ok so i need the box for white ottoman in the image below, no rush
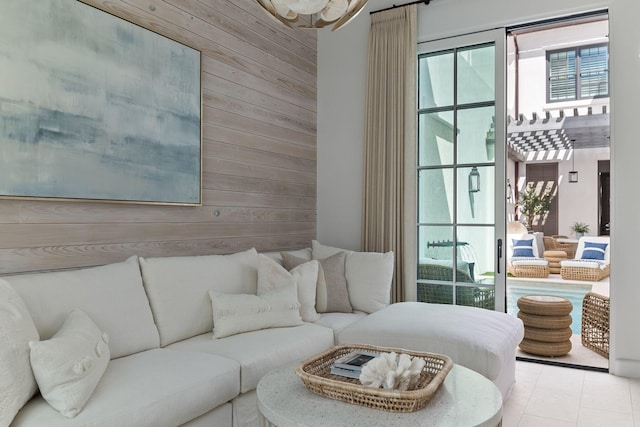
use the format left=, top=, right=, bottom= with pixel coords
left=337, top=302, right=524, bottom=400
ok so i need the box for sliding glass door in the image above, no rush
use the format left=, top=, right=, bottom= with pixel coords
left=416, top=29, right=506, bottom=312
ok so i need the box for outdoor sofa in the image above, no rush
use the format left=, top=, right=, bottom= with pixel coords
left=2, top=241, right=523, bottom=427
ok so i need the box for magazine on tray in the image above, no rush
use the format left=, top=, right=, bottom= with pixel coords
left=332, top=350, right=380, bottom=371
left=329, top=366, right=363, bottom=379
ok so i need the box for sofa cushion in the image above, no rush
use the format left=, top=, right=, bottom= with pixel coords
left=0, top=279, right=39, bottom=427
left=258, top=254, right=320, bottom=322
left=139, top=248, right=259, bottom=346
left=337, top=302, right=524, bottom=381
left=312, top=241, right=393, bottom=313
left=167, top=323, right=335, bottom=393
left=12, top=349, right=240, bottom=427
left=4, top=256, right=159, bottom=359
left=209, top=284, right=303, bottom=339
left=29, top=309, right=110, bottom=418
left=313, top=312, right=367, bottom=340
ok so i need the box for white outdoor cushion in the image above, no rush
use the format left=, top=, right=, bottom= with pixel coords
left=257, top=254, right=320, bottom=322
left=337, top=302, right=524, bottom=381
left=4, top=256, right=159, bottom=359
left=312, top=241, right=393, bottom=313
left=29, top=309, right=110, bottom=418
left=12, top=349, right=240, bottom=427
left=510, top=258, right=549, bottom=266
left=167, top=323, right=334, bottom=393
left=139, top=248, right=259, bottom=346
left=560, top=259, right=607, bottom=269
left=209, top=284, right=303, bottom=339
left=0, top=279, right=39, bottom=427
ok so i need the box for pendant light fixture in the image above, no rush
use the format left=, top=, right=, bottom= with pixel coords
left=569, top=139, right=578, bottom=183
left=255, top=0, right=368, bottom=31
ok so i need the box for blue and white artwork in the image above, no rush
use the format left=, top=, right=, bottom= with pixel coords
left=0, top=0, right=201, bottom=204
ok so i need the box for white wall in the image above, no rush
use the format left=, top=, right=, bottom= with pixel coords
left=317, top=0, right=640, bottom=377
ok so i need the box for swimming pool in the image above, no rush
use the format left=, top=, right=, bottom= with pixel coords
left=507, top=283, right=592, bottom=335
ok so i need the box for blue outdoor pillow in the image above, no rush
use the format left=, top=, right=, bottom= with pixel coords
left=581, top=241, right=608, bottom=260
left=512, top=239, right=535, bottom=257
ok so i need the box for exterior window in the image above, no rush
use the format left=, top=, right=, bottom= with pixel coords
left=547, top=44, right=608, bottom=102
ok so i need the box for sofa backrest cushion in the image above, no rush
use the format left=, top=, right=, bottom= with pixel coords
left=3, top=256, right=159, bottom=359
left=139, top=248, right=259, bottom=346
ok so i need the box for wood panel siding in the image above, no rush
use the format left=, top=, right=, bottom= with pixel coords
left=0, top=0, right=317, bottom=274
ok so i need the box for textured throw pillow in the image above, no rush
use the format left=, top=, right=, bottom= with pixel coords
left=29, top=309, right=110, bottom=418
left=257, top=254, right=321, bottom=322
left=0, top=279, right=39, bottom=427
left=209, top=283, right=303, bottom=339
left=315, top=251, right=352, bottom=313
left=512, top=238, right=535, bottom=257
left=312, top=241, right=393, bottom=314
left=581, top=241, right=608, bottom=260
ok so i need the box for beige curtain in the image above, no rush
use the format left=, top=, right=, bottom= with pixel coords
left=362, top=5, right=417, bottom=303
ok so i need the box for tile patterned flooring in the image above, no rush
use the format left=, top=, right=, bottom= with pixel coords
left=504, top=360, right=640, bottom=426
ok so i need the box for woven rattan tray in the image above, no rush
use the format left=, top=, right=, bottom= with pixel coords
left=295, top=344, right=453, bottom=413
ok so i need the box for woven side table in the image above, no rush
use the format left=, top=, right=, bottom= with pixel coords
left=517, top=295, right=573, bottom=357
left=543, top=250, right=567, bottom=274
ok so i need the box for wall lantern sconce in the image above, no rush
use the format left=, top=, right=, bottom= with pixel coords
left=468, top=167, right=481, bottom=193
left=506, top=179, right=514, bottom=203
left=569, top=139, right=578, bottom=183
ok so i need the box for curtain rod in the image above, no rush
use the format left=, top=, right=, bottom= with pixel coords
left=370, top=0, right=430, bottom=15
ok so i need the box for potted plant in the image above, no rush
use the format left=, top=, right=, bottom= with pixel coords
left=518, top=184, right=553, bottom=231
left=571, top=222, right=590, bottom=239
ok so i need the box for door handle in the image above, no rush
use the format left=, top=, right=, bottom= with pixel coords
left=497, top=239, right=503, bottom=274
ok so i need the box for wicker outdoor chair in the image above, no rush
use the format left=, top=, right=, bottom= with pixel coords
left=417, top=263, right=495, bottom=310
left=560, top=236, right=610, bottom=281
left=581, top=292, right=609, bottom=357
left=507, top=234, right=550, bottom=278
left=543, top=236, right=576, bottom=259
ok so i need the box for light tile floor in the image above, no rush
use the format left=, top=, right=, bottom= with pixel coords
left=504, top=361, right=640, bottom=426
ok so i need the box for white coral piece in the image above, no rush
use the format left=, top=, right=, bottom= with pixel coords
left=359, top=352, right=426, bottom=390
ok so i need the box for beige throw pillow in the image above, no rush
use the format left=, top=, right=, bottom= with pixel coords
left=258, top=254, right=321, bottom=322
left=312, top=240, right=393, bottom=313
left=0, top=279, right=39, bottom=427
left=313, top=251, right=352, bottom=313
left=209, top=283, right=303, bottom=339
left=29, top=309, right=110, bottom=418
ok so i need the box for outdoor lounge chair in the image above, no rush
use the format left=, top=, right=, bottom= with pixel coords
left=507, top=233, right=550, bottom=278
left=560, top=236, right=610, bottom=281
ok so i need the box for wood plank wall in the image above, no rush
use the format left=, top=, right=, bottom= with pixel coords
left=0, top=0, right=317, bottom=275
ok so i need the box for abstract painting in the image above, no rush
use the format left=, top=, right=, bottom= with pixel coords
left=0, top=0, right=201, bottom=205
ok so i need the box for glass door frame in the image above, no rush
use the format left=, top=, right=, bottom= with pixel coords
left=416, top=28, right=507, bottom=312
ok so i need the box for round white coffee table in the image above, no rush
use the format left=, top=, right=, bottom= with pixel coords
left=257, top=362, right=502, bottom=427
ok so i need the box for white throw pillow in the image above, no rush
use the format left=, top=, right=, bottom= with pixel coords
left=0, top=279, right=39, bottom=427
left=209, top=283, right=303, bottom=339
left=29, top=309, right=110, bottom=418
left=257, top=254, right=321, bottom=322
left=312, top=240, right=394, bottom=313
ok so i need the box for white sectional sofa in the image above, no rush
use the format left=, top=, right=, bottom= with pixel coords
left=2, top=243, right=523, bottom=427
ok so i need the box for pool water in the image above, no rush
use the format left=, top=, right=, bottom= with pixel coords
left=507, top=284, right=591, bottom=335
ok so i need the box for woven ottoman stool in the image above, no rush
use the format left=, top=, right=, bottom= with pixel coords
left=517, top=295, right=573, bottom=357
left=543, top=250, right=568, bottom=274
